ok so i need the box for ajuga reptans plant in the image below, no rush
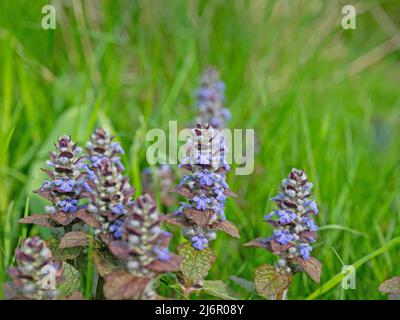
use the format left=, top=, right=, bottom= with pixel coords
left=104, top=194, right=181, bottom=300
left=85, top=128, right=135, bottom=244
left=196, top=66, right=230, bottom=130
left=166, top=123, right=239, bottom=289
left=245, top=168, right=322, bottom=299
left=20, top=136, right=90, bottom=232
left=5, top=237, right=58, bottom=300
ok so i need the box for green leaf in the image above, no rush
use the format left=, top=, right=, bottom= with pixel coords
left=178, top=243, right=216, bottom=285
left=202, top=280, right=238, bottom=300
left=57, top=262, right=82, bottom=298
left=254, top=264, right=291, bottom=300
left=47, top=239, right=82, bottom=261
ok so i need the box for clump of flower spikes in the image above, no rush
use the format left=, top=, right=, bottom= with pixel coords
left=85, top=128, right=135, bottom=241
left=264, top=168, right=319, bottom=274
left=175, top=123, right=232, bottom=250
left=39, top=135, right=88, bottom=217
left=196, top=66, right=231, bottom=130
left=7, top=237, right=58, bottom=300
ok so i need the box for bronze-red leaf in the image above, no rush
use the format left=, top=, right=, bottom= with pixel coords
left=244, top=238, right=268, bottom=248
left=147, top=253, right=182, bottom=273
left=268, top=240, right=294, bottom=253
left=103, top=271, right=151, bottom=300
left=293, top=256, right=322, bottom=283
left=224, top=189, right=237, bottom=198
left=299, top=231, right=317, bottom=242
left=379, top=276, right=400, bottom=294
left=164, top=214, right=190, bottom=228
left=52, top=211, right=77, bottom=226
left=59, top=231, right=88, bottom=249
left=175, top=185, right=193, bottom=198
left=76, top=209, right=101, bottom=228
left=183, top=208, right=214, bottom=227
left=19, top=214, right=54, bottom=228
left=34, top=189, right=54, bottom=201
left=151, top=232, right=172, bottom=247
left=108, top=241, right=130, bottom=260
left=213, top=220, right=240, bottom=238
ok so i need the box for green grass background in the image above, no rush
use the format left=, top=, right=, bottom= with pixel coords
left=0, top=0, right=399, bottom=299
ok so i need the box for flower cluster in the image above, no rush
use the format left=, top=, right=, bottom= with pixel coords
left=196, top=67, right=231, bottom=130
left=122, top=194, right=173, bottom=275
left=263, top=169, right=319, bottom=273
left=37, top=136, right=88, bottom=222
left=85, top=128, right=135, bottom=242
left=7, top=237, right=57, bottom=300
left=170, top=123, right=238, bottom=250
left=107, top=194, right=181, bottom=299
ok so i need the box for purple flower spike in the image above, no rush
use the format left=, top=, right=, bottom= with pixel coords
left=120, top=194, right=178, bottom=287
left=253, top=169, right=321, bottom=278
left=85, top=128, right=134, bottom=241
left=30, top=135, right=87, bottom=228
left=196, top=67, right=230, bottom=130
left=172, top=123, right=238, bottom=251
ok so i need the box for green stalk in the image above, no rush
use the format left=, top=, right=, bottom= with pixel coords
left=84, top=228, right=94, bottom=299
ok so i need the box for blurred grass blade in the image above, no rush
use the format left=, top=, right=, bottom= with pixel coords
left=319, top=224, right=368, bottom=238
